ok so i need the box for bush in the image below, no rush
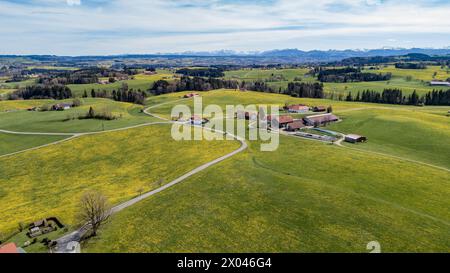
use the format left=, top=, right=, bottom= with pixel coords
left=72, top=98, right=82, bottom=107
left=79, top=107, right=117, bottom=121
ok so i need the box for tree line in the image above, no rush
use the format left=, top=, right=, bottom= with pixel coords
left=395, top=63, right=427, bottom=69
left=150, top=76, right=238, bottom=95
left=344, top=89, right=450, bottom=105
left=283, top=82, right=325, bottom=98
left=9, top=84, right=72, bottom=100
left=176, top=67, right=225, bottom=77
left=316, top=67, right=392, bottom=83
left=86, top=83, right=147, bottom=105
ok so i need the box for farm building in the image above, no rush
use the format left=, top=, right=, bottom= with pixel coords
left=287, top=104, right=310, bottom=113
left=286, top=120, right=306, bottom=131
left=430, top=81, right=450, bottom=86
left=267, top=115, right=294, bottom=128
left=184, top=93, right=200, bottom=98
left=51, top=103, right=72, bottom=111
left=0, top=243, right=25, bottom=253
left=190, top=115, right=208, bottom=125
left=303, top=113, right=339, bottom=126
left=312, top=106, right=327, bottom=112
left=236, top=110, right=258, bottom=120
left=345, top=134, right=367, bottom=143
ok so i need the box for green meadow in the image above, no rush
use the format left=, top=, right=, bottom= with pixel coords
left=0, top=78, right=37, bottom=89
left=328, top=107, right=450, bottom=169
left=0, top=98, right=158, bottom=133
left=223, top=66, right=449, bottom=97
left=0, top=124, right=240, bottom=238
left=67, top=73, right=177, bottom=97
left=83, top=133, right=450, bottom=253
left=0, top=133, right=67, bottom=156
left=79, top=90, right=450, bottom=252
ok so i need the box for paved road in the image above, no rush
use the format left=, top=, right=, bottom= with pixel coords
left=52, top=98, right=247, bottom=253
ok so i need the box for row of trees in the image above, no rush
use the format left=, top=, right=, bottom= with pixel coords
left=395, top=63, right=427, bottom=69
left=176, top=67, right=225, bottom=77
left=85, top=83, right=147, bottom=105
left=283, top=82, right=325, bottom=98
left=9, top=84, right=72, bottom=100
left=150, top=76, right=238, bottom=95
left=344, top=89, right=450, bottom=105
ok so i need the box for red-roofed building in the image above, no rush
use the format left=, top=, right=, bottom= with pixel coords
left=286, top=120, right=306, bottom=131
left=287, top=105, right=309, bottom=113
left=184, top=93, right=200, bottom=98
left=267, top=115, right=294, bottom=128
left=0, top=243, right=20, bottom=253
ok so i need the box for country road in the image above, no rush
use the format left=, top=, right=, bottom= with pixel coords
left=51, top=98, right=248, bottom=253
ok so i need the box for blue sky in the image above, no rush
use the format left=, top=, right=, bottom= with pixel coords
left=1, top=0, right=450, bottom=55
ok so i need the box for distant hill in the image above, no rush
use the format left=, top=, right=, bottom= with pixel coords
left=2, top=48, right=450, bottom=65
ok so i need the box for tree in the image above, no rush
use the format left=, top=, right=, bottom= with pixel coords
left=91, top=89, right=96, bottom=98
left=327, top=105, right=333, bottom=113
left=78, top=191, right=111, bottom=237
left=82, top=90, right=88, bottom=98
left=87, top=107, right=95, bottom=119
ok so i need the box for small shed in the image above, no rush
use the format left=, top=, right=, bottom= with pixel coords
left=312, top=106, right=326, bottom=112
left=345, top=134, right=367, bottom=143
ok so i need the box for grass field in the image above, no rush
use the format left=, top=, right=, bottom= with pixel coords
left=147, top=89, right=450, bottom=168
left=0, top=99, right=54, bottom=112
left=83, top=133, right=450, bottom=253
left=67, top=73, right=177, bottom=97
left=328, top=108, right=450, bottom=169
left=224, top=68, right=310, bottom=81
left=0, top=78, right=36, bottom=89
left=369, top=65, right=450, bottom=82
left=79, top=90, right=449, bottom=252
left=0, top=133, right=68, bottom=156
left=0, top=124, right=240, bottom=239
left=0, top=89, right=16, bottom=97
left=0, top=98, right=158, bottom=133
left=26, top=66, right=79, bottom=71
left=223, top=66, right=449, bottom=97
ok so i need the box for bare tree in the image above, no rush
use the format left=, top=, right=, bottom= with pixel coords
left=78, top=191, right=111, bottom=237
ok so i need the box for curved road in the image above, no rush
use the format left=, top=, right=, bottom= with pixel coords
left=51, top=98, right=247, bottom=253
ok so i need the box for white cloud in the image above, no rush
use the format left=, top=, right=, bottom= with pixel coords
left=66, top=0, right=81, bottom=6
left=0, top=0, right=450, bottom=54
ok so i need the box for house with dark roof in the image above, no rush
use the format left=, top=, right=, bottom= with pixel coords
left=312, top=106, right=326, bottom=112
left=345, top=134, right=367, bottom=143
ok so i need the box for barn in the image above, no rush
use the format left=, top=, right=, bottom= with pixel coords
left=303, top=113, right=339, bottom=126
left=345, top=134, right=367, bottom=143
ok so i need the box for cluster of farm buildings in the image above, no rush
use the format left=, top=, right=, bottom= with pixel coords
left=237, top=103, right=367, bottom=144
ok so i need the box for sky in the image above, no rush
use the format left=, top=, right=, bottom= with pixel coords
left=1, top=0, right=450, bottom=55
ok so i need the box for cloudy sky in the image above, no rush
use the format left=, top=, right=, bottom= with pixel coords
left=1, top=0, right=450, bottom=55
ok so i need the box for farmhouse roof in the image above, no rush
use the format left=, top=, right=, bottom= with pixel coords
left=267, top=115, right=294, bottom=124
left=0, top=243, right=19, bottom=254
left=305, top=113, right=338, bottom=124
left=288, top=105, right=309, bottom=110
left=287, top=120, right=305, bottom=130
